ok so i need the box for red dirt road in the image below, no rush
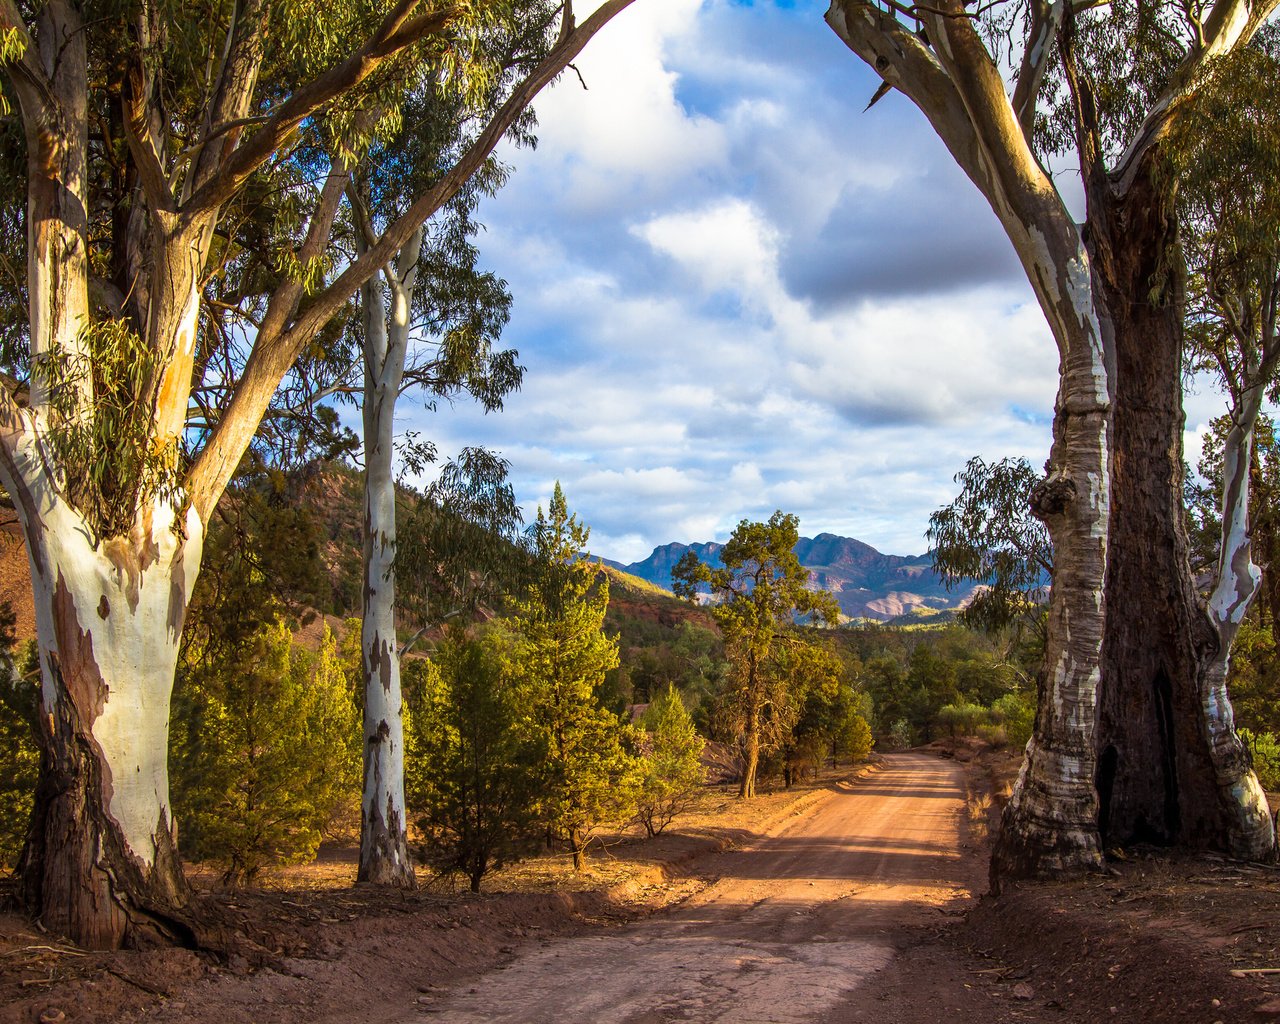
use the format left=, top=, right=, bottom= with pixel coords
left=413, top=753, right=973, bottom=1023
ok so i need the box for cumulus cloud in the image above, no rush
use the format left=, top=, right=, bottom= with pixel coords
left=407, top=0, right=1068, bottom=564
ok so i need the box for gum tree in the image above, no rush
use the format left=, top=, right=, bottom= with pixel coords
left=826, top=0, right=1277, bottom=876
left=348, top=120, right=519, bottom=886
left=0, top=0, right=636, bottom=948
left=1169, top=38, right=1280, bottom=793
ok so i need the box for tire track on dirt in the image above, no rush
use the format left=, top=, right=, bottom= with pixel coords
left=411, top=753, right=969, bottom=1024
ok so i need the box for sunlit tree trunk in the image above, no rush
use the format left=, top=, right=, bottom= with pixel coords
left=3, top=447, right=203, bottom=947
left=355, top=230, right=422, bottom=888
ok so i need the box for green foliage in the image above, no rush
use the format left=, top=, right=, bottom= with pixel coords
left=991, top=690, right=1036, bottom=750
left=928, top=456, right=1050, bottom=637
left=0, top=629, right=37, bottom=867
left=1167, top=33, right=1280, bottom=383
left=782, top=640, right=866, bottom=782
left=33, top=321, right=181, bottom=542
left=1223, top=616, right=1280, bottom=735
left=672, top=511, right=839, bottom=798
left=887, top=719, right=914, bottom=751
left=607, top=607, right=725, bottom=715
left=511, top=484, right=638, bottom=868
left=838, top=713, right=874, bottom=764
left=1239, top=729, right=1280, bottom=792
left=840, top=620, right=1035, bottom=748
left=170, top=621, right=360, bottom=885
left=936, top=702, right=988, bottom=739
left=406, top=631, right=541, bottom=892
left=398, top=448, right=529, bottom=633
left=635, top=685, right=706, bottom=837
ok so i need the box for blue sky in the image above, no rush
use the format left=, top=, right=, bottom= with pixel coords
left=410, top=0, right=1228, bottom=563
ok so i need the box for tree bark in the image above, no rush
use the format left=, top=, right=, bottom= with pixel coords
left=1, top=441, right=203, bottom=947
left=355, top=235, right=421, bottom=889
left=739, top=660, right=760, bottom=799
left=1088, top=166, right=1272, bottom=860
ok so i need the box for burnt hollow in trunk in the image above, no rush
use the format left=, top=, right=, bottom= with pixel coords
left=1092, top=169, right=1234, bottom=853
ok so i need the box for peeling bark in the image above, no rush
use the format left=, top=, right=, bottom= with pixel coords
left=1, top=423, right=204, bottom=946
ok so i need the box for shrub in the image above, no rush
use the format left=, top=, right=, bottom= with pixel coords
left=406, top=632, right=541, bottom=892
left=635, top=685, right=706, bottom=837
left=171, top=621, right=360, bottom=885
left=991, top=690, right=1036, bottom=750
left=0, top=639, right=38, bottom=867
left=1240, top=729, right=1280, bottom=792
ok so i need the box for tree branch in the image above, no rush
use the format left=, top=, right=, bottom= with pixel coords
left=184, top=0, right=640, bottom=523
left=1112, top=0, right=1280, bottom=195
left=182, top=1, right=454, bottom=219
left=1011, top=0, right=1064, bottom=142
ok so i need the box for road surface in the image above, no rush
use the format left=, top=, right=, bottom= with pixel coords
left=413, top=753, right=970, bottom=1024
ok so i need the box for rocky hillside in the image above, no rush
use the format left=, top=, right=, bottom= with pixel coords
left=603, top=533, right=979, bottom=622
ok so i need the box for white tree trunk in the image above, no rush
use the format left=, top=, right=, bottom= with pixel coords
left=1, top=420, right=203, bottom=948
left=991, top=254, right=1111, bottom=879
left=1202, top=388, right=1274, bottom=859
left=356, top=232, right=421, bottom=887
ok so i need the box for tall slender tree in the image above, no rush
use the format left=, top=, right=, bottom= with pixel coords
left=0, top=0, right=638, bottom=948
left=349, top=131, right=519, bottom=886
left=512, top=483, right=634, bottom=871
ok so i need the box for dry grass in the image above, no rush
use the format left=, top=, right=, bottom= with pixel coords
left=184, top=762, right=877, bottom=899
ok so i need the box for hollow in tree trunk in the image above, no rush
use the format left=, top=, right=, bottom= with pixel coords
left=1090, top=171, right=1272, bottom=859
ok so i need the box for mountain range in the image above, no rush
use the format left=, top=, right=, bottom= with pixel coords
left=600, top=533, right=980, bottom=622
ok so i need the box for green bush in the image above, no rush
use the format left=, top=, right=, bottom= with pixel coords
left=635, top=684, right=706, bottom=837
left=991, top=690, right=1036, bottom=750
left=0, top=640, right=38, bottom=867
left=171, top=621, right=360, bottom=885
left=1240, top=728, right=1280, bottom=792
left=936, top=701, right=988, bottom=737
left=406, top=632, right=541, bottom=892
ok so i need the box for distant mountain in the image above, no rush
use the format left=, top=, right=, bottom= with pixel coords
left=601, top=532, right=979, bottom=623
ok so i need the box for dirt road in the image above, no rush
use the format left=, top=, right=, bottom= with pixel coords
left=413, top=753, right=972, bottom=1024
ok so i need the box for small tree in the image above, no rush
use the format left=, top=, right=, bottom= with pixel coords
left=512, top=484, right=637, bottom=871
left=834, top=711, right=873, bottom=765
left=635, top=685, right=705, bottom=838
left=407, top=630, right=540, bottom=892
left=673, top=511, right=840, bottom=799
left=927, top=456, right=1051, bottom=639
left=170, top=622, right=360, bottom=886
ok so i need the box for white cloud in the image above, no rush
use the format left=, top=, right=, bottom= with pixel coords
left=521, top=0, right=728, bottom=212
left=407, top=0, right=1068, bottom=564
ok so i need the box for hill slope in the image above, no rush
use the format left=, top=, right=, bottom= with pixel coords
left=602, top=533, right=977, bottom=622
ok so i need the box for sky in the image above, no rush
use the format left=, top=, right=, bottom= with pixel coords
left=410, top=0, right=1231, bottom=564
